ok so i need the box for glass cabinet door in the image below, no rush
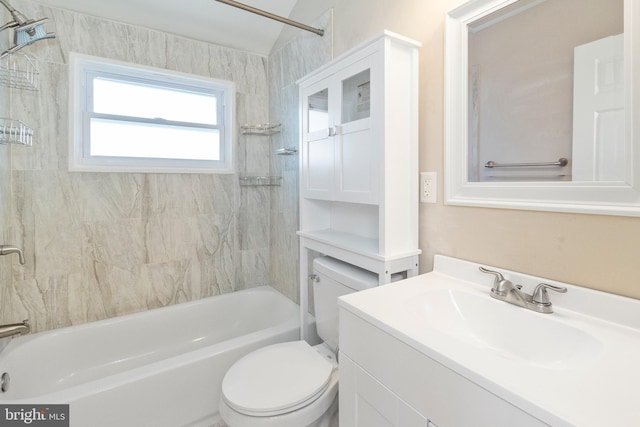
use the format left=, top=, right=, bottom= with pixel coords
left=301, top=54, right=378, bottom=204
left=302, top=82, right=334, bottom=200
left=341, top=68, right=371, bottom=125
left=334, top=56, right=377, bottom=204
left=307, top=88, right=329, bottom=134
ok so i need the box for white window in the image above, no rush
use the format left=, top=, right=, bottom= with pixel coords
left=69, top=53, right=234, bottom=173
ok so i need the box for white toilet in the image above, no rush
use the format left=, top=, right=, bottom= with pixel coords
left=219, top=256, right=381, bottom=427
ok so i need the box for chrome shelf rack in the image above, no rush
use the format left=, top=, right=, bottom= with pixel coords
left=0, top=52, right=38, bottom=91
left=240, top=123, right=282, bottom=135
left=239, top=176, right=283, bottom=186
left=0, top=118, right=33, bottom=146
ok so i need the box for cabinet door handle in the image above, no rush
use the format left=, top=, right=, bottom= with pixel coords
left=328, top=127, right=334, bottom=137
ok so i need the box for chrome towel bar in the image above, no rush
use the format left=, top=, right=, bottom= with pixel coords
left=485, top=158, right=568, bottom=168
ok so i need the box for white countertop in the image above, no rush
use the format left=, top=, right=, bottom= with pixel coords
left=339, top=255, right=640, bottom=427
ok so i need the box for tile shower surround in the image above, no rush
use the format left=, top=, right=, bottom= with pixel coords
left=1, top=0, right=332, bottom=333
left=0, top=3, right=10, bottom=318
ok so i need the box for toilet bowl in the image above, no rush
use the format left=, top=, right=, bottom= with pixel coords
left=219, top=256, right=383, bottom=427
left=219, top=341, right=339, bottom=427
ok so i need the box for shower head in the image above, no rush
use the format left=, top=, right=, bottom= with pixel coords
left=0, top=0, right=56, bottom=59
left=13, top=17, right=55, bottom=46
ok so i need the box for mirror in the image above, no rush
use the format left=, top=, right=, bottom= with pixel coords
left=445, top=0, right=640, bottom=216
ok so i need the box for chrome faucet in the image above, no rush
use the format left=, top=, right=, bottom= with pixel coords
left=0, top=245, right=25, bottom=265
left=0, top=319, right=30, bottom=338
left=479, top=267, right=567, bottom=314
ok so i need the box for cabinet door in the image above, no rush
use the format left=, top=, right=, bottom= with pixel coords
left=334, top=56, right=378, bottom=204
left=301, top=80, right=334, bottom=200
left=340, top=353, right=429, bottom=427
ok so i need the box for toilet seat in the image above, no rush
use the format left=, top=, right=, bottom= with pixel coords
left=221, top=341, right=334, bottom=417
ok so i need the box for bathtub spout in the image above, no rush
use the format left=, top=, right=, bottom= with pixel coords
left=0, top=320, right=29, bottom=338
left=0, top=245, right=25, bottom=265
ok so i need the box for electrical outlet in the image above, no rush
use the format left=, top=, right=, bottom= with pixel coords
left=420, top=172, right=437, bottom=203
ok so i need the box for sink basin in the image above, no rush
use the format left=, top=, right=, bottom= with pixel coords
left=408, top=289, right=602, bottom=368
left=339, top=255, right=640, bottom=426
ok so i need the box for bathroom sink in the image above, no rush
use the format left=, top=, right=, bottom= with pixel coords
left=338, top=255, right=640, bottom=426
left=408, top=289, right=602, bottom=368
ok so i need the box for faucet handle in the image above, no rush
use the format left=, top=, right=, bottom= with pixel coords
left=532, top=283, right=567, bottom=305
left=479, top=267, right=514, bottom=295
left=479, top=266, right=504, bottom=281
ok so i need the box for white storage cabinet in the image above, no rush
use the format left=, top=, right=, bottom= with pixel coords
left=297, top=31, right=422, bottom=340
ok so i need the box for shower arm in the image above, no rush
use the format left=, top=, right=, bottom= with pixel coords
left=0, top=0, right=29, bottom=27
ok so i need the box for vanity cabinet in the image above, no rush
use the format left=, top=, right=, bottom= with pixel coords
left=338, top=308, right=548, bottom=427
left=340, top=354, right=430, bottom=427
left=298, top=31, right=422, bottom=340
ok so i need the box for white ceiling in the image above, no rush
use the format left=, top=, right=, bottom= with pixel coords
left=35, top=0, right=299, bottom=55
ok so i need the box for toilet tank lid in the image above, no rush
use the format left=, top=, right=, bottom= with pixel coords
left=313, top=256, right=380, bottom=291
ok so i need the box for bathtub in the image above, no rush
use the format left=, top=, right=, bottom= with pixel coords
left=0, top=286, right=301, bottom=427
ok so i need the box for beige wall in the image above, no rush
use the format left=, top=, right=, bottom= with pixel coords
left=281, top=0, right=640, bottom=300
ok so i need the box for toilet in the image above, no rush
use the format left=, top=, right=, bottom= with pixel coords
left=219, top=256, right=382, bottom=427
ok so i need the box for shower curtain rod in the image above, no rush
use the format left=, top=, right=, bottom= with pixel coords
left=214, top=0, right=324, bottom=36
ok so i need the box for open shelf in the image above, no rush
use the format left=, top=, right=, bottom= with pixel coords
left=298, top=229, right=379, bottom=258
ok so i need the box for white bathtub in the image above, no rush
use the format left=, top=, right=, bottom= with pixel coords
left=0, top=286, right=301, bottom=427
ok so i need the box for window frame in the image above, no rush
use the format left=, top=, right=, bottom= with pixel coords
left=69, top=53, right=235, bottom=174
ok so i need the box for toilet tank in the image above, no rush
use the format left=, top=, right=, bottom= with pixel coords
left=312, top=256, right=380, bottom=352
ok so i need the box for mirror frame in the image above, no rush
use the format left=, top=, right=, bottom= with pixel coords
left=444, top=0, right=640, bottom=216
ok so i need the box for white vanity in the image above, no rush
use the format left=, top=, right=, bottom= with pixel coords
left=338, top=255, right=640, bottom=426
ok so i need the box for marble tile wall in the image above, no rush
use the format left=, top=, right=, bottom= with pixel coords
left=2, top=0, right=272, bottom=332
left=268, top=11, right=333, bottom=302
left=0, top=6, right=12, bottom=305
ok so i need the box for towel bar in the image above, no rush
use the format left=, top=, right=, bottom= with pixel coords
left=484, top=158, right=568, bottom=168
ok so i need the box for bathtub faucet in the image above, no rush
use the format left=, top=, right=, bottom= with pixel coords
left=0, top=245, right=25, bottom=265
left=0, top=320, right=30, bottom=338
